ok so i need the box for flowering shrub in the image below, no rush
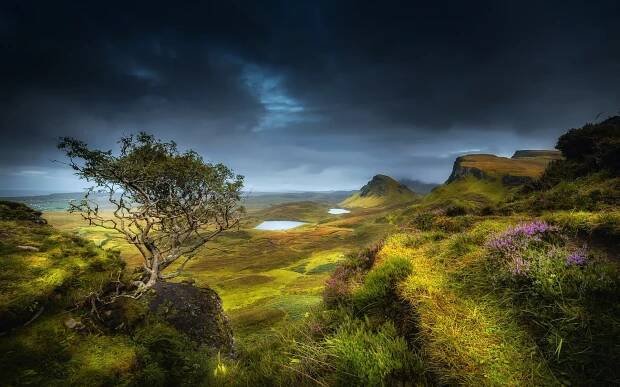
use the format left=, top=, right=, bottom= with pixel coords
left=484, top=219, right=620, bottom=383
left=324, top=266, right=353, bottom=305
left=486, top=220, right=558, bottom=277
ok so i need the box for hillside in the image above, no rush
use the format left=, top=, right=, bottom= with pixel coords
left=446, top=150, right=562, bottom=186
left=0, top=201, right=240, bottom=385
left=341, top=174, right=418, bottom=208
left=226, top=119, right=618, bottom=386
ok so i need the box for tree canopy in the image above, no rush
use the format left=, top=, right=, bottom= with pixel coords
left=58, top=133, right=244, bottom=292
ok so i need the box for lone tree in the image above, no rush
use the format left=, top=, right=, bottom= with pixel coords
left=58, top=133, right=244, bottom=293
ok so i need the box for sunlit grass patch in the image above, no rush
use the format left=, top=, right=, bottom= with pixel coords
left=389, top=224, right=557, bottom=385
left=421, top=177, right=511, bottom=214
left=68, top=335, right=137, bottom=385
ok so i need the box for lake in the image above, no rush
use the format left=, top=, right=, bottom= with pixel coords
left=255, top=220, right=308, bottom=230
left=328, top=208, right=351, bottom=214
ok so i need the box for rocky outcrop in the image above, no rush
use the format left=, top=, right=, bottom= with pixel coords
left=511, top=150, right=562, bottom=159
left=149, top=281, right=235, bottom=356
left=445, top=155, right=492, bottom=183
left=445, top=151, right=560, bottom=186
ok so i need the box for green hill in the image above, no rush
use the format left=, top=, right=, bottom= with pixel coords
left=341, top=174, right=418, bottom=208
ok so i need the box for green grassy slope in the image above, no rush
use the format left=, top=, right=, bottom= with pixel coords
left=0, top=203, right=141, bottom=385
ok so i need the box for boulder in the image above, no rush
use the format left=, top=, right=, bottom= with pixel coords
left=149, top=281, right=235, bottom=356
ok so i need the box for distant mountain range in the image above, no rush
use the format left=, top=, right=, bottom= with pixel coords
left=398, top=179, right=439, bottom=194
left=0, top=190, right=356, bottom=212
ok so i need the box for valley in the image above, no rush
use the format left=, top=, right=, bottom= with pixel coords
left=41, top=192, right=398, bottom=338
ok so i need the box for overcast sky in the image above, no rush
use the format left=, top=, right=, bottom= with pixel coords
left=1, top=0, right=619, bottom=193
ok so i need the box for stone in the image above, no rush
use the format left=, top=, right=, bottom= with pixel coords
left=149, top=281, right=235, bottom=356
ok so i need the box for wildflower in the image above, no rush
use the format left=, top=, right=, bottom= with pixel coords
left=486, top=220, right=556, bottom=254
left=566, top=248, right=587, bottom=266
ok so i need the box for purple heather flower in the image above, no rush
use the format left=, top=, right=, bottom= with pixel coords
left=486, top=220, right=556, bottom=254
left=566, top=248, right=588, bottom=266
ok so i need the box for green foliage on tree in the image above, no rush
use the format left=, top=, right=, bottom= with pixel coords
left=58, top=133, right=244, bottom=293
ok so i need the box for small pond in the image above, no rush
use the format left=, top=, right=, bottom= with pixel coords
left=328, top=208, right=351, bottom=215
left=255, top=220, right=307, bottom=231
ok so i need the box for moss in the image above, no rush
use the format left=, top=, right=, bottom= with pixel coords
left=68, top=335, right=138, bottom=385
left=0, top=218, right=124, bottom=331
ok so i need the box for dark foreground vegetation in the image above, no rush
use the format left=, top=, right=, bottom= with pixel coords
left=1, top=117, right=618, bottom=386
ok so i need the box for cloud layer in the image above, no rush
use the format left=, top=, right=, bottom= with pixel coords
left=1, top=0, right=619, bottom=192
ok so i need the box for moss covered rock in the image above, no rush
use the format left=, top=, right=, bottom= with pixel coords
left=149, top=281, right=235, bottom=356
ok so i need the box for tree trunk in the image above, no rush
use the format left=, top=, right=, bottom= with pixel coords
left=145, top=256, right=159, bottom=289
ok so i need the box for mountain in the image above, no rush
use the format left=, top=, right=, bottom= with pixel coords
left=340, top=174, right=418, bottom=208
left=446, top=150, right=562, bottom=186
left=398, top=179, right=439, bottom=194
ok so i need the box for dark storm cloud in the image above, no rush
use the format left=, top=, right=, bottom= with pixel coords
left=1, top=0, right=619, bottom=192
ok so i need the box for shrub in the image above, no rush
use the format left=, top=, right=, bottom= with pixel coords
left=445, top=204, right=467, bottom=217
left=133, top=321, right=212, bottom=385
left=411, top=212, right=435, bottom=230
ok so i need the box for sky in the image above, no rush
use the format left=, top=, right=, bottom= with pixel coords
left=1, top=0, right=619, bottom=193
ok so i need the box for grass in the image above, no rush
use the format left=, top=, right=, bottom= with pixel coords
left=416, top=176, right=510, bottom=214
left=380, top=223, right=560, bottom=385
left=340, top=191, right=418, bottom=209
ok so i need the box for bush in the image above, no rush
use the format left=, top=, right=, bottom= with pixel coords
left=555, top=116, right=620, bottom=176
left=445, top=204, right=467, bottom=217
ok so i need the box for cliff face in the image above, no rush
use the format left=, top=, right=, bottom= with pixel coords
left=511, top=150, right=563, bottom=160
left=445, top=155, right=492, bottom=183
left=446, top=150, right=560, bottom=186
